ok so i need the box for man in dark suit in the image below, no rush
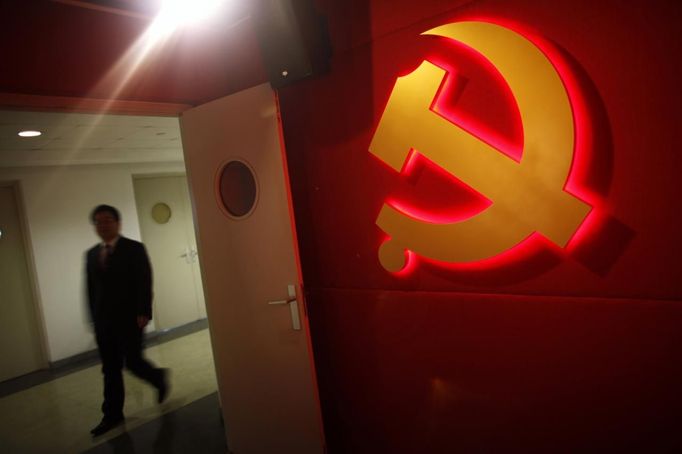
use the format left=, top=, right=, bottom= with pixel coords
left=86, top=204, right=168, bottom=437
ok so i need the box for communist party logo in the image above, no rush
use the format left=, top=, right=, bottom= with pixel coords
left=369, top=21, right=592, bottom=273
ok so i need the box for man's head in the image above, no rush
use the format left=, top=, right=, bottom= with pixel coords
left=91, top=205, right=121, bottom=242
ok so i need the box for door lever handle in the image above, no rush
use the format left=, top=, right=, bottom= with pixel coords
left=179, top=248, right=191, bottom=263
left=267, top=297, right=296, bottom=305
left=266, top=285, right=301, bottom=330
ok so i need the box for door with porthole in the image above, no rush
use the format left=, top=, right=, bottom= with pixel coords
left=180, top=84, right=325, bottom=453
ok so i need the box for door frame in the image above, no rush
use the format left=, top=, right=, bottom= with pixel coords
left=0, top=180, right=49, bottom=372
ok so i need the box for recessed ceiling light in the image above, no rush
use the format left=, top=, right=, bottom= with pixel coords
left=18, top=130, right=42, bottom=137
left=148, top=0, right=227, bottom=40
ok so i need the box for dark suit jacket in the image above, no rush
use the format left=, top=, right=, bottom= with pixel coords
left=86, top=236, right=153, bottom=328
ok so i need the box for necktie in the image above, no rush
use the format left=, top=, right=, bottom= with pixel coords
left=100, top=244, right=112, bottom=269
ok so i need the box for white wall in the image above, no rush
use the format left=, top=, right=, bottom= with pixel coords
left=0, top=162, right=185, bottom=362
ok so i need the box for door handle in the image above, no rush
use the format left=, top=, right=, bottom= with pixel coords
left=180, top=248, right=199, bottom=263
left=267, top=284, right=301, bottom=330
left=179, top=248, right=191, bottom=264
left=267, top=298, right=296, bottom=305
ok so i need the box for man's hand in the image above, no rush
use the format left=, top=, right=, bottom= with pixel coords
left=137, top=315, right=150, bottom=329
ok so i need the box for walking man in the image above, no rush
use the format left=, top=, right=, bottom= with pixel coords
left=86, top=204, right=168, bottom=436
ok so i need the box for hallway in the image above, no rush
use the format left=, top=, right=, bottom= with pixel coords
left=0, top=328, right=223, bottom=453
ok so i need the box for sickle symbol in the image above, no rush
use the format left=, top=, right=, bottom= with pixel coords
left=369, top=22, right=591, bottom=272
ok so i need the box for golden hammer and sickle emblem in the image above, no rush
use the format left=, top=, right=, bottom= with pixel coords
left=369, top=21, right=591, bottom=272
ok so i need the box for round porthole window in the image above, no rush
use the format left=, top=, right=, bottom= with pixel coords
left=151, top=203, right=172, bottom=224
left=217, top=159, right=258, bottom=219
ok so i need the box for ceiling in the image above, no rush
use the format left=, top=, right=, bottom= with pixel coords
left=0, top=110, right=183, bottom=167
left=0, top=0, right=268, bottom=113
left=0, top=0, right=272, bottom=167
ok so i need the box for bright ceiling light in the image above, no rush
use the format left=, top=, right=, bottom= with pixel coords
left=18, top=130, right=42, bottom=137
left=151, top=0, right=226, bottom=37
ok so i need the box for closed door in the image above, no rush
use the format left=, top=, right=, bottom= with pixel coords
left=133, top=176, right=206, bottom=330
left=178, top=176, right=206, bottom=319
left=0, top=184, right=45, bottom=382
left=180, top=84, right=325, bottom=453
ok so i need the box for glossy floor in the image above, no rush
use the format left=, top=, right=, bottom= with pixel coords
left=83, top=392, right=226, bottom=454
left=0, top=329, right=221, bottom=453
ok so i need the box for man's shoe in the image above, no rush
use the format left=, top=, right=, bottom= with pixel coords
left=90, top=416, right=124, bottom=437
left=157, top=368, right=170, bottom=404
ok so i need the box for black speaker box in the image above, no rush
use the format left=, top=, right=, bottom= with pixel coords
left=253, top=0, right=331, bottom=89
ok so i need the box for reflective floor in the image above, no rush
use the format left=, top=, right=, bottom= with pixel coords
left=0, top=328, right=223, bottom=453
left=83, top=393, right=226, bottom=454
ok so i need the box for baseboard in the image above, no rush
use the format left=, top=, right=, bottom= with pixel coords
left=0, top=318, right=209, bottom=398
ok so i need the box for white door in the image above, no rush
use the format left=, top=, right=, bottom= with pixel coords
left=0, top=184, right=46, bottom=381
left=133, top=175, right=206, bottom=330
left=179, top=176, right=207, bottom=320
left=180, top=84, right=325, bottom=453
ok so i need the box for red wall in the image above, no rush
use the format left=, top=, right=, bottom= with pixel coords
left=278, top=1, right=682, bottom=452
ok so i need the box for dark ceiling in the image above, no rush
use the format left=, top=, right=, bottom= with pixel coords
left=0, top=0, right=269, bottom=115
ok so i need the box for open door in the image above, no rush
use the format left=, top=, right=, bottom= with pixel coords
left=179, top=84, right=324, bottom=453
